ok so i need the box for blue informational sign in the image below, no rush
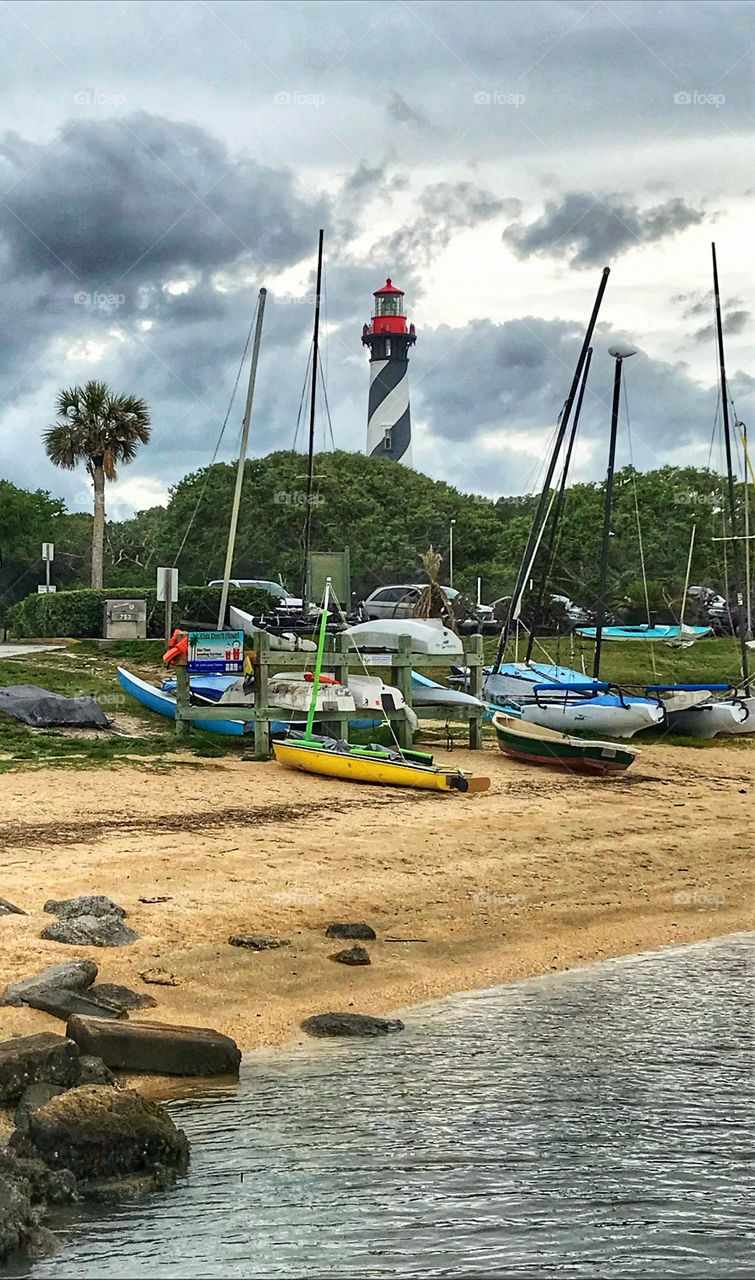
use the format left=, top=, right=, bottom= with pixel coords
left=187, top=629, right=244, bottom=674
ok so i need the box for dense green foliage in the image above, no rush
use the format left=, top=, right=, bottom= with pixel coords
left=8, top=584, right=272, bottom=639
left=1, top=451, right=748, bottom=631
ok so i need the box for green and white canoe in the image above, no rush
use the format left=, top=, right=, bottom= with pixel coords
left=492, top=712, right=636, bottom=776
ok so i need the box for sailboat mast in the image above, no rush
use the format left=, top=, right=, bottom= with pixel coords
left=525, top=346, right=593, bottom=664
left=217, top=287, right=267, bottom=630
left=301, top=228, right=325, bottom=617
left=495, top=267, right=609, bottom=671
left=712, top=242, right=749, bottom=683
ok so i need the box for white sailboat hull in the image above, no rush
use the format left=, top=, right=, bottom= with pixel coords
left=519, top=699, right=662, bottom=739
left=667, top=698, right=753, bottom=738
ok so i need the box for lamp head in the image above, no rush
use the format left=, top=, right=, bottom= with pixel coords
left=608, top=343, right=638, bottom=360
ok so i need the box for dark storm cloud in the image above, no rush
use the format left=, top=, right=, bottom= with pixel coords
left=672, top=290, right=750, bottom=342
left=414, top=315, right=721, bottom=463
left=0, top=113, right=322, bottom=285
left=504, top=193, right=706, bottom=268
left=693, top=308, right=751, bottom=343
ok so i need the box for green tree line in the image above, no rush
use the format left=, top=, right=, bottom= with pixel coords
left=0, top=451, right=747, bottom=621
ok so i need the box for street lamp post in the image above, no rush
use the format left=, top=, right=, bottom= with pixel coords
left=449, top=518, right=456, bottom=588
left=593, top=343, right=638, bottom=679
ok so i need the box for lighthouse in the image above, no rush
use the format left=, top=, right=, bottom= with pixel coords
left=362, top=278, right=416, bottom=465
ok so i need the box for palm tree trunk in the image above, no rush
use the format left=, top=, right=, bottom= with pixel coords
left=91, top=458, right=106, bottom=589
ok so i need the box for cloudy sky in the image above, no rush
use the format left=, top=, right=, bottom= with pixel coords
left=0, top=0, right=752, bottom=516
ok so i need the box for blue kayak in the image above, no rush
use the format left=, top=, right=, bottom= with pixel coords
left=576, top=624, right=712, bottom=641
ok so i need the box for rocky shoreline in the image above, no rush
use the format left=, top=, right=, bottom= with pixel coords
left=0, top=1034, right=191, bottom=1262
left=0, top=915, right=405, bottom=1265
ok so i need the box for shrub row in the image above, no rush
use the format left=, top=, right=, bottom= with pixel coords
left=7, top=585, right=274, bottom=639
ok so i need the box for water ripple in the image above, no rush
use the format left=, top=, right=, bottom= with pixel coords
left=8, top=934, right=753, bottom=1279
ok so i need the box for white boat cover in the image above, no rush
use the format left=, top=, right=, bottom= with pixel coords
left=343, top=618, right=463, bottom=656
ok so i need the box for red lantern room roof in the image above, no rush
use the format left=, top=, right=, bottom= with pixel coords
left=373, top=277, right=405, bottom=297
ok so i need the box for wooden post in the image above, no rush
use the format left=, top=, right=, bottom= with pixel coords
left=467, top=632, right=484, bottom=750
left=394, top=635, right=414, bottom=750
left=175, top=664, right=190, bottom=740
left=334, top=632, right=349, bottom=696
left=253, top=629, right=271, bottom=760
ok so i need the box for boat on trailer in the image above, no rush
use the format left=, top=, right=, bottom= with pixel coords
left=492, top=712, right=636, bottom=775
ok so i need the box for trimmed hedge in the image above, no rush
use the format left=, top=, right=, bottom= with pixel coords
left=7, top=585, right=274, bottom=639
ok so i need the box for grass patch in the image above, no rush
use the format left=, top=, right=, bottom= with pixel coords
left=0, top=641, right=241, bottom=771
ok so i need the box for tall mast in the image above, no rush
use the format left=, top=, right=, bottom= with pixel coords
left=301, top=229, right=324, bottom=617
left=712, top=242, right=749, bottom=683
left=593, top=344, right=637, bottom=680
left=525, top=346, right=593, bottom=664
left=217, top=288, right=267, bottom=629
left=495, top=267, right=610, bottom=670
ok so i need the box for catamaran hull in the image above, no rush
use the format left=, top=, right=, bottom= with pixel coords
left=519, top=700, right=662, bottom=739
left=667, top=699, right=752, bottom=738
left=484, top=669, right=663, bottom=738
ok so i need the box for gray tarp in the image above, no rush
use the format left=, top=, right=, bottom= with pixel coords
left=0, top=685, right=110, bottom=729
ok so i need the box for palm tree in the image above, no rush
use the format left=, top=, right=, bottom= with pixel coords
left=44, top=381, right=151, bottom=589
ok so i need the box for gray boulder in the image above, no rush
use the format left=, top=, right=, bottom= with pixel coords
left=330, top=945, right=371, bottom=966
left=0, top=1149, right=77, bottom=1263
left=325, top=922, right=377, bottom=941
left=301, top=1012, right=404, bottom=1038
left=0, top=1034, right=80, bottom=1103
left=66, top=1016, right=242, bottom=1078
left=1, top=961, right=98, bottom=1008
left=18, top=989, right=127, bottom=1022
left=43, top=896, right=126, bottom=920
left=13, top=1085, right=190, bottom=1188
left=41, top=916, right=138, bottom=948
left=89, top=983, right=157, bottom=1012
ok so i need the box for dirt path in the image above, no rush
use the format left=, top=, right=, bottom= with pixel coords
left=0, top=742, right=752, bottom=1056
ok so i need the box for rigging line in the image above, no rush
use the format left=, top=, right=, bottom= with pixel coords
left=705, top=388, right=721, bottom=472
left=172, top=296, right=260, bottom=568
left=328, top=584, right=404, bottom=752
left=317, top=357, right=336, bottom=451
left=292, top=342, right=313, bottom=452
left=622, top=377, right=656, bottom=680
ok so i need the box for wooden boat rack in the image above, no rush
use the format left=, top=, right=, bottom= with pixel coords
left=173, top=631, right=485, bottom=759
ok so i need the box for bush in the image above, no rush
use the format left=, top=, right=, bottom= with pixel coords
left=7, top=585, right=274, bottom=639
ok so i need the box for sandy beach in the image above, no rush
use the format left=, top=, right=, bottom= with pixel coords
left=0, top=741, right=752, bottom=1059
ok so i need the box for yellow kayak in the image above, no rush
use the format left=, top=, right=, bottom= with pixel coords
left=272, top=739, right=490, bottom=794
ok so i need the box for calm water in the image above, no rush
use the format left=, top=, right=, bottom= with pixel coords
left=14, top=934, right=754, bottom=1279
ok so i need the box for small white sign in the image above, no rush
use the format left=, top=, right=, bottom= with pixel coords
left=37, top=585, right=57, bottom=594
left=156, top=566, right=179, bottom=603
left=41, top=543, right=54, bottom=562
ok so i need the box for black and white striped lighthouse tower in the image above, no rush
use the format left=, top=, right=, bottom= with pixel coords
left=362, top=277, right=416, bottom=464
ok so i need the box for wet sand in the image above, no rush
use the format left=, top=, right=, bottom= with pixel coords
left=0, top=742, right=752, bottom=1057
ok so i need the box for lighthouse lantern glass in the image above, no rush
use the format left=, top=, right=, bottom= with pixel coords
left=375, top=294, right=403, bottom=317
